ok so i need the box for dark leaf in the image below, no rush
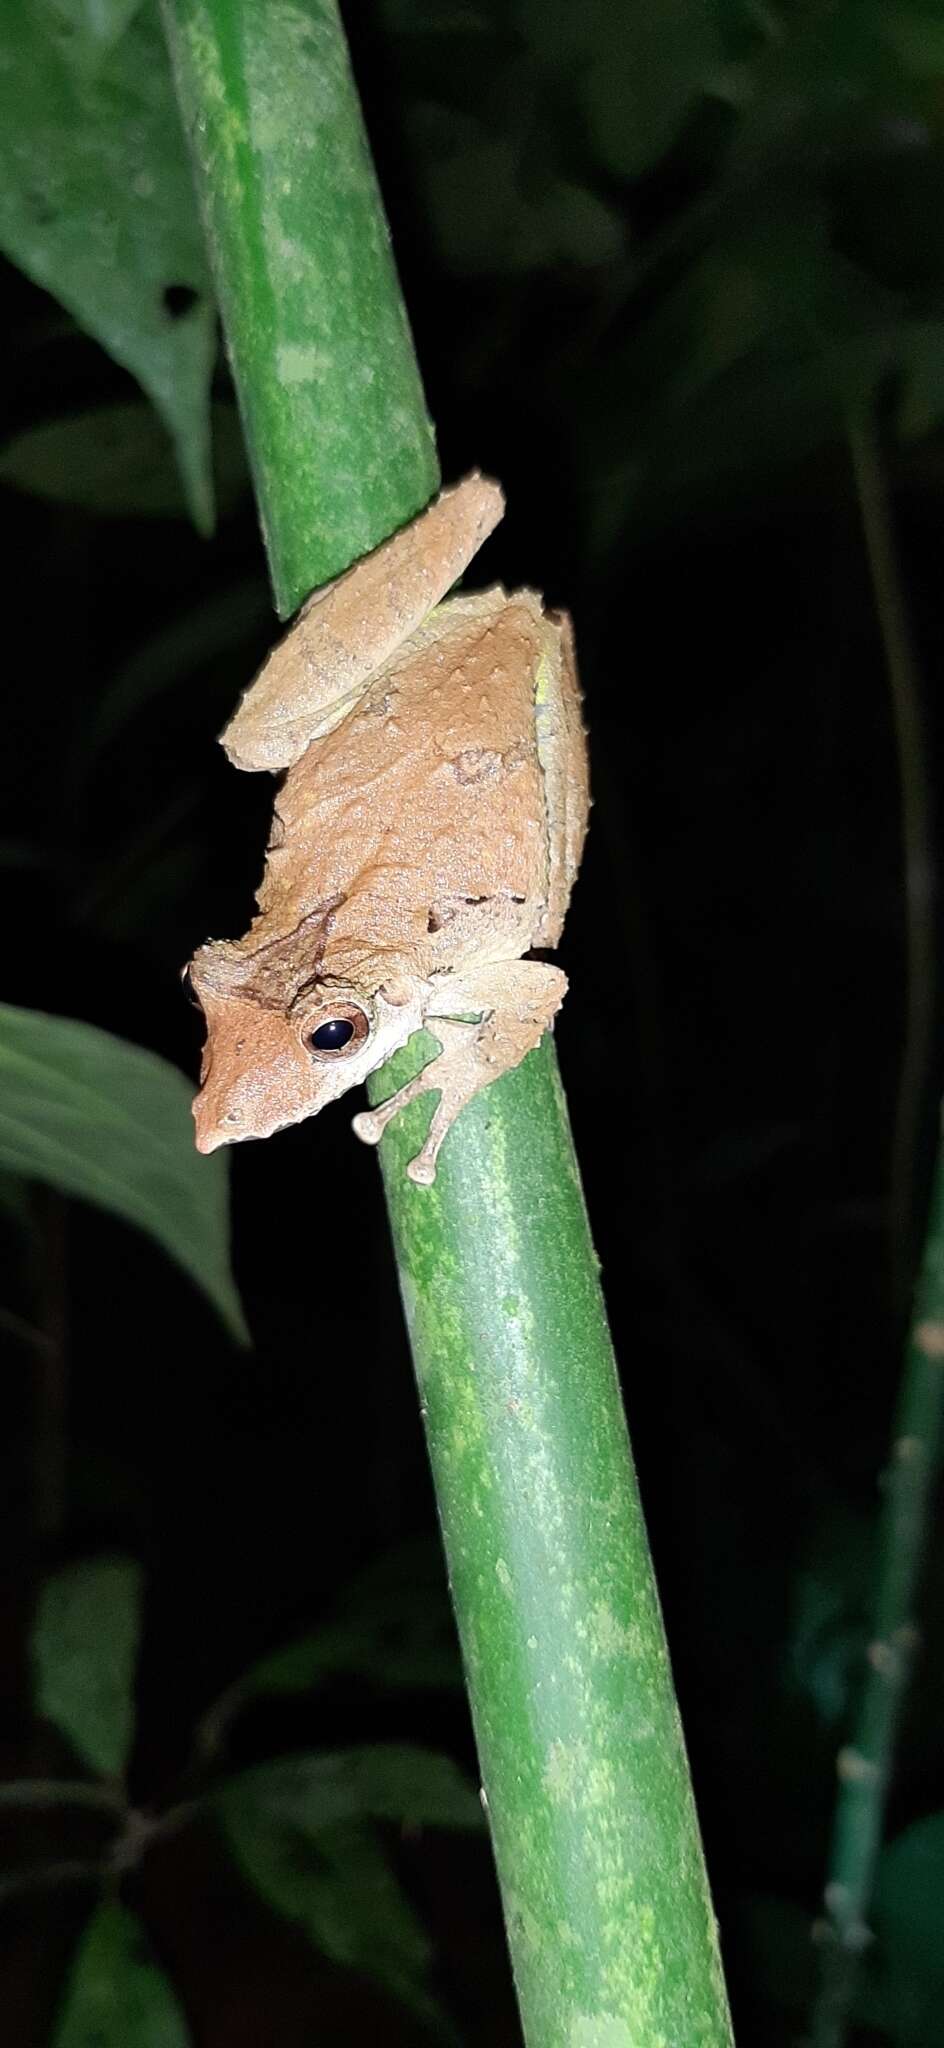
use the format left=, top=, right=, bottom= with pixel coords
left=864, top=1812, right=944, bottom=2042
left=219, top=1745, right=483, bottom=1837
left=0, top=402, right=249, bottom=522
left=86, top=581, right=269, bottom=756
left=0, top=1004, right=247, bottom=1341
left=199, top=1540, right=461, bottom=1757
left=221, top=1806, right=440, bottom=2023
left=518, top=0, right=723, bottom=181
left=53, top=1902, right=190, bottom=2048
left=33, top=1556, right=142, bottom=1780
left=0, top=2, right=216, bottom=529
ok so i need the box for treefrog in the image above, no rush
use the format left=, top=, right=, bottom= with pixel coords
left=187, top=473, right=589, bottom=1185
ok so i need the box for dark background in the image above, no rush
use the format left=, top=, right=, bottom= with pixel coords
left=2, top=1, right=944, bottom=2042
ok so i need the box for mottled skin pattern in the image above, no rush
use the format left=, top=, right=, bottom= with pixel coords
left=189, top=475, right=589, bottom=1185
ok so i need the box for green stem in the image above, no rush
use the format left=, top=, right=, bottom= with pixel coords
left=161, top=0, right=436, bottom=615
left=847, top=412, right=934, bottom=1308
left=813, top=1134, right=944, bottom=2048
left=370, top=1034, right=733, bottom=2043
left=162, top=4, right=734, bottom=2040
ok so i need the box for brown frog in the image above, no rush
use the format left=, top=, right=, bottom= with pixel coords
left=188, top=473, right=589, bottom=1185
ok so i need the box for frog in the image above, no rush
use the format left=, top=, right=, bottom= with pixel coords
left=187, top=472, right=589, bottom=1186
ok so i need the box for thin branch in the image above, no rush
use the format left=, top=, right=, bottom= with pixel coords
left=0, top=1780, right=124, bottom=1815
left=0, top=1859, right=103, bottom=1907
left=847, top=411, right=935, bottom=1310
left=813, top=1125, right=944, bottom=2047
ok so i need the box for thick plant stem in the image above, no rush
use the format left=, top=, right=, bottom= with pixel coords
left=162, top=3, right=733, bottom=2040
left=814, top=1127, right=944, bottom=2048
left=370, top=1035, right=732, bottom=2043
left=161, top=0, right=437, bottom=614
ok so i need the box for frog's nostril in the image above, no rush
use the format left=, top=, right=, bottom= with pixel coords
left=193, top=1088, right=243, bottom=1153
left=194, top=1123, right=225, bottom=1155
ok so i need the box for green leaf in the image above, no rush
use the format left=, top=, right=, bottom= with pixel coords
left=199, top=1540, right=461, bottom=1757
left=865, top=1812, right=944, bottom=2043
left=785, top=1505, right=873, bottom=1728
left=218, top=1745, right=479, bottom=2012
left=220, top=1745, right=484, bottom=1837
left=54, top=1901, right=190, bottom=2048
left=406, top=104, right=623, bottom=276
left=86, top=580, right=268, bottom=755
left=0, top=2, right=216, bottom=531
left=519, top=0, right=721, bottom=181
left=0, top=402, right=250, bottom=522
left=880, top=2, right=944, bottom=75
left=33, top=1556, right=142, bottom=1779
left=221, top=1806, right=438, bottom=2021
left=219, top=1611, right=457, bottom=1713
left=0, top=1003, right=246, bottom=1341
left=898, top=319, right=944, bottom=442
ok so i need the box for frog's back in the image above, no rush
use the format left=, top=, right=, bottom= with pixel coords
left=255, top=591, right=550, bottom=980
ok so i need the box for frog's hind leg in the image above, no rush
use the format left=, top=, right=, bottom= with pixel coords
left=221, top=472, right=504, bottom=773
left=352, top=960, right=567, bottom=1185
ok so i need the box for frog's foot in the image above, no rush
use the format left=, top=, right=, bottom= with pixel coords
left=351, top=962, right=567, bottom=1185
left=351, top=1020, right=470, bottom=1171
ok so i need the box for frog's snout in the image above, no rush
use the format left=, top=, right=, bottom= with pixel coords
left=192, top=1077, right=251, bottom=1153
left=193, top=1096, right=237, bottom=1153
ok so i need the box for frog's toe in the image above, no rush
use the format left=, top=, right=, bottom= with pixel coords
left=406, top=1152, right=438, bottom=1187
left=352, top=1108, right=384, bottom=1145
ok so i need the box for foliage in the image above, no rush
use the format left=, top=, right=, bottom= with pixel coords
left=0, top=1003, right=245, bottom=1340
left=368, top=0, right=944, bottom=563
left=0, top=401, right=249, bottom=522
left=0, top=0, right=943, bottom=2040
left=0, top=0, right=216, bottom=528
left=8, top=1550, right=478, bottom=2043
left=3, top=1, right=944, bottom=545
left=34, top=1557, right=142, bottom=1780
left=196, top=1539, right=463, bottom=1761
left=866, top=1812, right=944, bottom=2044
left=220, top=1750, right=480, bottom=2025
left=54, top=1903, right=190, bottom=2048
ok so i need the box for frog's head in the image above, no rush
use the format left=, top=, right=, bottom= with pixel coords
left=188, top=951, right=425, bottom=1153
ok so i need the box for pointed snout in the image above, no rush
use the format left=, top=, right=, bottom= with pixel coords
left=189, top=979, right=426, bottom=1158
left=191, top=994, right=323, bottom=1155
left=192, top=1071, right=265, bottom=1153
left=193, top=1096, right=235, bottom=1154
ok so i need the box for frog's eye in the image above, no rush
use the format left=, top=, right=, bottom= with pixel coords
left=305, top=1002, right=370, bottom=1059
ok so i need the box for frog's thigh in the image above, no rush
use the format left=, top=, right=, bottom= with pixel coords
left=221, top=473, right=505, bottom=773
left=353, top=961, right=567, bottom=1184
left=220, top=612, right=377, bottom=770
left=534, top=612, right=590, bottom=947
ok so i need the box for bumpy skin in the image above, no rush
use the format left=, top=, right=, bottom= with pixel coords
left=189, top=474, right=589, bottom=1185
left=221, top=473, right=505, bottom=773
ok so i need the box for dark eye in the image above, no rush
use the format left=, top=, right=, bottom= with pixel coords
left=305, top=1002, right=370, bottom=1060
left=311, top=1016, right=354, bottom=1051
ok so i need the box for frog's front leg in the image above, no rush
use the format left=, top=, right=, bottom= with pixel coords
left=352, top=961, right=567, bottom=1185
